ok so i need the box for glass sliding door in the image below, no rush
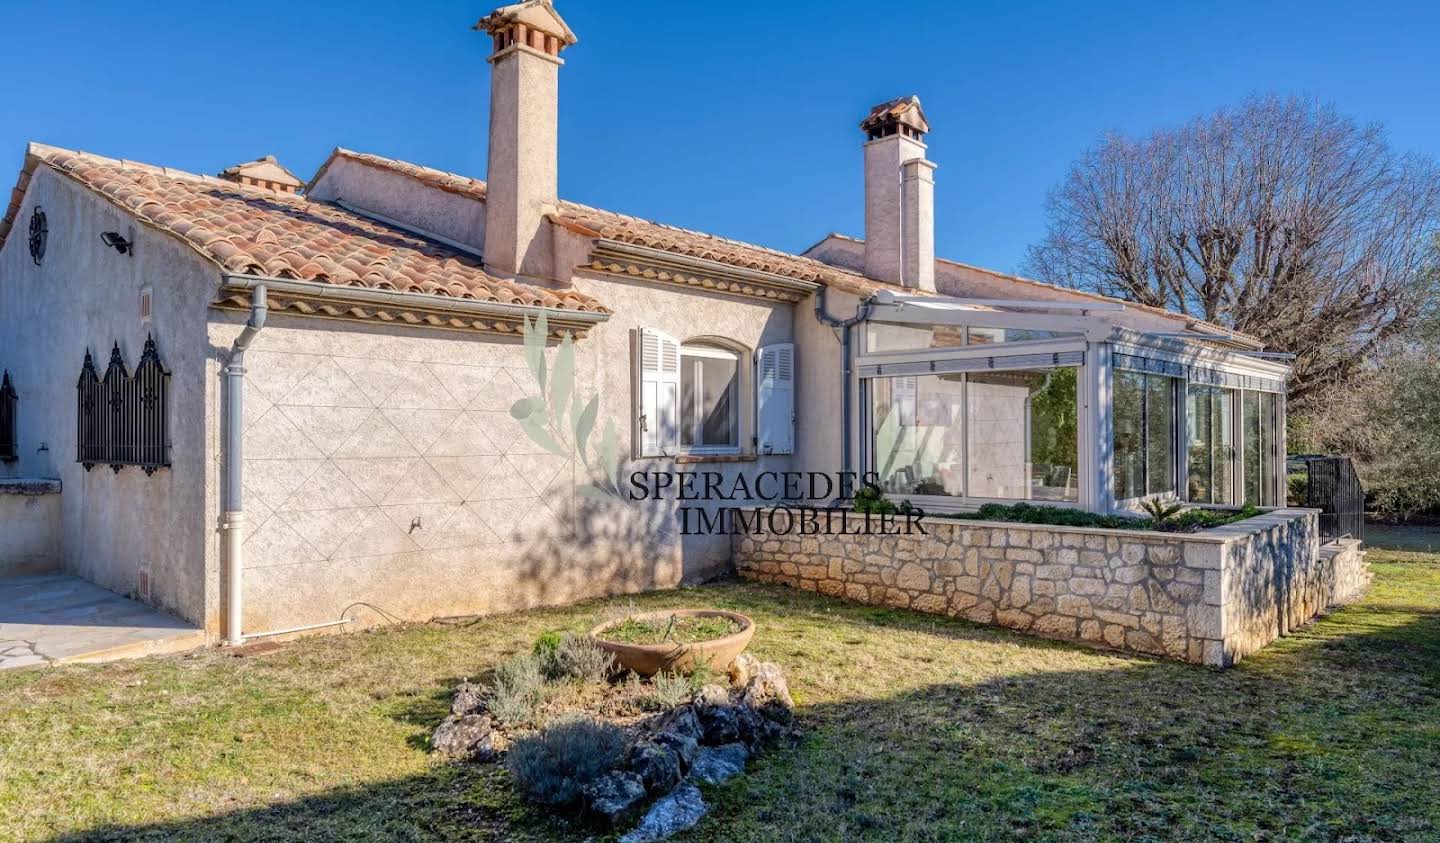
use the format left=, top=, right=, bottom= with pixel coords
left=1242, top=390, right=1281, bottom=506
left=1113, top=370, right=1178, bottom=500
left=968, top=367, right=1078, bottom=501
left=869, top=374, right=966, bottom=497
left=866, top=366, right=1079, bottom=503
left=1187, top=384, right=1234, bottom=504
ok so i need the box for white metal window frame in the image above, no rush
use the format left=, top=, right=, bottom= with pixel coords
left=857, top=358, right=1089, bottom=514
left=678, top=343, right=743, bottom=456
left=1111, top=369, right=1183, bottom=506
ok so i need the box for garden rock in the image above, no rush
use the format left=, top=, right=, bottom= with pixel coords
left=583, top=770, right=648, bottom=826
left=653, top=703, right=703, bottom=742
left=727, top=653, right=760, bottom=688
left=625, top=739, right=682, bottom=795
left=692, top=685, right=740, bottom=745
left=742, top=662, right=794, bottom=724
left=431, top=713, right=496, bottom=760
left=689, top=743, right=748, bottom=785
left=650, top=727, right=699, bottom=772
left=450, top=680, right=488, bottom=716
left=620, top=782, right=708, bottom=843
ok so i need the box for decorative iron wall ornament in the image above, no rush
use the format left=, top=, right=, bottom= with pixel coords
left=76, top=336, right=170, bottom=474
left=0, top=370, right=17, bottom=462
left=28, top=207, right=47, bottom=266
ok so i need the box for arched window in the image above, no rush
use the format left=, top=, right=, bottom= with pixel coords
left=678, top=341, right=740, bottom=453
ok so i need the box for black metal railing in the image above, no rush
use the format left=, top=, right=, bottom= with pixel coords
left=0, top=370, right=16, bottom=462
left=1290, top=455, right=1364, bottom=542
left=76, top=336, right=170, bottom=474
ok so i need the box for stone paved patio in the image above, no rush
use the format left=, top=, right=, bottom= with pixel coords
left=0, top=574, right=205, bottom=669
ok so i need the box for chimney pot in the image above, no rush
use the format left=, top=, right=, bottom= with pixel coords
left=475, top=0, right=577, bottom=278
left=861, top=96, right=936, bottom=291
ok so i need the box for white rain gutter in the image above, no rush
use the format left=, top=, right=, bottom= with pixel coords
left=221, top=284, right=267, bottom=646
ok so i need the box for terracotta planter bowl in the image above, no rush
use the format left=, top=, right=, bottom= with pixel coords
left=589, top=609, right=756, bottom=677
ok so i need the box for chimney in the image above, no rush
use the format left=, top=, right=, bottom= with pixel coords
left=475, top=0, right=577, bottom=279
left=218, top=156, right=304, bottom=195
left=860, top=96, right=936, bottom=291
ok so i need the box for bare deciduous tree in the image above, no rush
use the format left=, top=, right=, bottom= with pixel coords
left=1024, top=96, right=1440, bottom=413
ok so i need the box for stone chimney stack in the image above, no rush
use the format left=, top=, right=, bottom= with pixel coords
left=475, top=0, right=577, bottom=279
left=860, top=96, right=936, bottom=291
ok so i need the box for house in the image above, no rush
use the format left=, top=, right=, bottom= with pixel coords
left=0, top=0, right=1296, bottom=651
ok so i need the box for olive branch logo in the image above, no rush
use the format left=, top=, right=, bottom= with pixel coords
left=510, top=312, right=626, bottom=501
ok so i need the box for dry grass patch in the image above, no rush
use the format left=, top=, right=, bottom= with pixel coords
left=0, top=554, right=1436, bottom=841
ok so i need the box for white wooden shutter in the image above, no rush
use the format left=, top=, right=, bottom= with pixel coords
left=637, top=328, right=680, bottom=456
left=756, top=343, right=795, bottom=455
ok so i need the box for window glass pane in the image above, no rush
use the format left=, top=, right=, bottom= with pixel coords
left=1187, top=385, right=1214, bottom=502
left=680, top=348, right=738, bottom=449
left=1145, top=376, right=1176, bottom=496
left=1213, top=388, right=1233, bottom=504
left=1113, top=370, right=1145, bottom=500
left=870, top=374, right=965, bottom=496
left=966, top=326, right=1082, bottom=345
left=968, top=367, right=1078, bottom=501
left=864, top=323, right=965, bottom=353
left=1260, top=392, right=1278, bottom=506
left=1243, top=391, right=1261, bottom=505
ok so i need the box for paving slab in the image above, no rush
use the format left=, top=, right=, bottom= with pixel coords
left=0, top=574, right=205, bottom=670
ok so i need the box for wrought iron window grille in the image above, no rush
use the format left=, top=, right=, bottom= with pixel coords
left=76, top=336, right=171, bottom=474
left=0, top=370, right=16, bottom=462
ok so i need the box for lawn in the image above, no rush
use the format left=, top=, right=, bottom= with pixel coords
left=1, top=551, right=1437, bottom=842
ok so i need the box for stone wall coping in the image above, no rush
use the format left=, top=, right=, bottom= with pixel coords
left=734, top=505, right=1319, bottom=545
left=0, top=478, right=62, bottom=496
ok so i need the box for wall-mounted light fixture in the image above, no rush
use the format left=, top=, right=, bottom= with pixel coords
left=100, top=232, right=133, bottom=256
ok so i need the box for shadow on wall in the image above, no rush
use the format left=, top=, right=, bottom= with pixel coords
left=61, top=591, right=1440, bottom=842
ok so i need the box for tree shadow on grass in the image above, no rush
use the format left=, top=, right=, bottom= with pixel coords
left=64, top=596, right=1440, bottom=843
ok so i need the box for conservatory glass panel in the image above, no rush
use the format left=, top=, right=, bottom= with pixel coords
left=1145, top=376, right=1177, bottom=496
left=864, top=323, right=965, bottom=353
left=966, top=326, right=1083, bottom=345
left=1114, top=370, right=1145, bottom=499
left=1187, top=384, right=1234, bottom=504
left=869, top=374, right=966, bottom=497
left=967, top=367, right=1078, bottom=502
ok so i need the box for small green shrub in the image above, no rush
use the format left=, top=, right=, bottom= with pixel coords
left=488, top=653, right=547, bottom=728
left=1140, top=499, right=1184, bottom=524
left=602, top=614, right=741, bottom=645
left=646, top=670, right=698, bottom=710
left=940, top=501, right=1261, bottom=533
left=852, top=485, right=915, bottom=515
left=533, top=630, right=564, bottom=661
left=506, top=715, right=626, bottom=805
left=543, top=633, right=616, bottom=683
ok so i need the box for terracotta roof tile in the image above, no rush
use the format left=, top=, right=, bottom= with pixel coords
left=318, top=148, right=915, bottom=299
left=4, top=144, right=603, bottom=314
left=551, top=202, right=914, bottom=299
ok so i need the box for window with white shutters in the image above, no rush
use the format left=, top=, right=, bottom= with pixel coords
left=636, top=328, right=680, bottom=456
left=755, top=343, right=795, bottom=455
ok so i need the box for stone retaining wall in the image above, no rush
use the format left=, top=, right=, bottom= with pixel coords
left=733, top=508, right=1369, bottom=667
left=0, top=478, right=61, bottom=577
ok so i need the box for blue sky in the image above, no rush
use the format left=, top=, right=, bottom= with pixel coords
left=2, top=1, right=1437, bottom=273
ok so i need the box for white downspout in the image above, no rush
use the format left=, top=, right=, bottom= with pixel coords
left=222, top=285, right=267, bottom=646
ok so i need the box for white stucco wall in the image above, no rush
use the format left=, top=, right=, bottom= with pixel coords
left=0, top=167, right=215, bottom=625
left=203, top=225, right=796, bottom=635
left=0, top=480, right=62, bottom=577
left=306, top=156, right=488, bottom=253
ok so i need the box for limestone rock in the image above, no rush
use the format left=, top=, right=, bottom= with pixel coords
left=741, top=662, right=794, bottom=725
left=625, top=740, right=682, bottom=795
left=584, top=770, right=648, bottom=826
left=431, top=713, right=496, bottom=761
left=451, top=679, right=488, bottom=716
left=692, top=684, right=740, bottom=745
left=689, top=743, right=749, bottom=785
left=620, top=783, right=708, bottom=842
left=727, top=653, right=760, bottom=688
left=650, top=726, right=699, bottom=772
